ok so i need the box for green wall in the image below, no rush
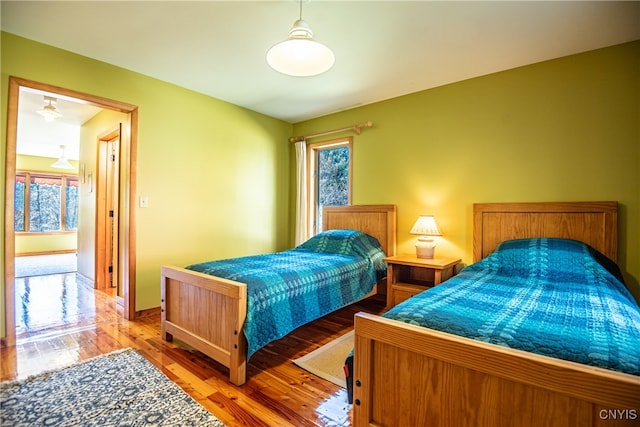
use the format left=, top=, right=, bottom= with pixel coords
left=292, top=41, right=640, bottom=302
left=1, top=32, right=292, bottom=336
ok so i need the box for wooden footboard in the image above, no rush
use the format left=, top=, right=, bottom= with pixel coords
left=353, top=312, right=640, bottom=427
left=161, top=265, right=380, bottom=386
left=161, top=266, right=248, bottom=385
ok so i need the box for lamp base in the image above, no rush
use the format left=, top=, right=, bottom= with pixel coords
left=415, top=238, right=436, bottom=259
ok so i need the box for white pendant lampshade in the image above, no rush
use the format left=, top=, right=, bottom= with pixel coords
left=37, top=96, right=63, bottom=122
left=410, top=215, right=442, bottom=259
left=266, top=2, right=335, bottom=77
left=51, top=145, right=75, bottom=170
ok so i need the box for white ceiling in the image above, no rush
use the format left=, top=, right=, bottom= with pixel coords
left=17, top=88, right=103, bottom=160
left=3, top=1, right=639, bottom=130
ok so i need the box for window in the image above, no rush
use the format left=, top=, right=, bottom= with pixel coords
left=307, top=137, right=352, bottom=235
left=14, top=172, right=79, bottom=233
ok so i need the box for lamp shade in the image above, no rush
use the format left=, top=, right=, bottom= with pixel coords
left=50, top=158, right=74, bottom=170
left=266, top=18, right=335, bottom=77
left=51, top=145, right=75, bottom=170
left=37, top=96, right=63, bottom=122
left=410, top=215, right=442, bottom=236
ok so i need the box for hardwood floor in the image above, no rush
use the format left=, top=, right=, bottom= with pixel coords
left=1, top=273, right=387, bottom=426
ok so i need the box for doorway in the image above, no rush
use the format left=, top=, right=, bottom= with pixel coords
left=3, top=77, right=139, bottom=347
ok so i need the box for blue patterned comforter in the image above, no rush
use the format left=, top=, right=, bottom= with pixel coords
left=187, top=229, right=387, bottom=359
left=384, top=238, right=640, bottom=375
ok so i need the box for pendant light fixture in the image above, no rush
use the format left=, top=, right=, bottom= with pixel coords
left=37, top=96, right=63, bottom=122
left=266, top=0, right=335, bottom=77
left=50, top=145, right=75, bottom=170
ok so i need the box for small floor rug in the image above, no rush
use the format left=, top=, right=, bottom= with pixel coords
left=293, top=330, right=353, bottom=388
left=0, top=348, right=225, bottom=427
left=15, top=253, right=77, bottom=277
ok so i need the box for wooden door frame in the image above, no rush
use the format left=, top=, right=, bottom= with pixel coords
left=3, top=76, right=139, bottom=346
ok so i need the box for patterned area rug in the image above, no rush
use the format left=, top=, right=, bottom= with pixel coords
left=293, top=330, right=353, bottom=388
left=0, top=348, right=225, bottom=427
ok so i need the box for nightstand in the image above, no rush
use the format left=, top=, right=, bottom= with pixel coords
left=384, top=254, right=461, bottom=308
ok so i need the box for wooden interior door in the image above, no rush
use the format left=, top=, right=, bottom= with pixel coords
left=96, top=129, right=120, bottom=291
left=107, top=137, right=120, bottom=292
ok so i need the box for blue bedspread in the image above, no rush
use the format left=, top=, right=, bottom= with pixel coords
left=384, top=238, right=640, bottom=375
left=187, top=229, right=387, bottom=359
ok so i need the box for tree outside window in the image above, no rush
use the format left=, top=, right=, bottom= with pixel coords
left=308, top=138, right=352, bottom=235
left=14, top=172, right=78, bottom=233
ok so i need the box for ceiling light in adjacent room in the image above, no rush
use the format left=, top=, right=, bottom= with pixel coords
left=266, top=0, right=335, bottom=77
left=37, top=96, right=63, bottom=122
left=51, top=145, right=75, bottom=170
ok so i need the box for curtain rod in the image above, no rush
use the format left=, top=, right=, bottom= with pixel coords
left=289, top=121, right=373, bottom=143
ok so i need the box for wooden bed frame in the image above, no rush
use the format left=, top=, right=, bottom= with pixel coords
left=353, top=201, right=640, bottom=427
left=161, top=204, right=396, bottom=386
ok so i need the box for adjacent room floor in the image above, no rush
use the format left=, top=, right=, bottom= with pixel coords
left=13, top=254, right=118, bottom=343
left=14, top=253, right=77, bottom=278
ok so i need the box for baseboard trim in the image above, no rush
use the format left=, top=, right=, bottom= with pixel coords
left=75, top=273, right=94, bottom=288
left=136, top=306, right=161, bottom=318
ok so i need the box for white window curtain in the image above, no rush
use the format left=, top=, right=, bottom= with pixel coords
left=295, top=140, right=308, bottom=245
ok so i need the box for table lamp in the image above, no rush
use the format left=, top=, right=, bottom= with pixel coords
left=410, top=215, right=442, bottom=259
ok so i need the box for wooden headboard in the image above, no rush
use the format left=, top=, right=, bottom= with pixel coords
left=323, top=205, right=397, bottom=257
left=473, top=201, right=618, bottom=262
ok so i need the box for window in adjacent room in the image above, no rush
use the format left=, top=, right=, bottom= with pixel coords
left=307, top=137, right=352, bottom=235
left=14, top=172, right=79, bottom=233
